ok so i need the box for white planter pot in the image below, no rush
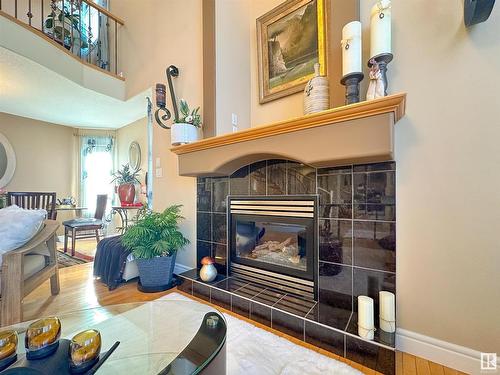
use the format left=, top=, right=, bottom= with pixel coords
left=171, top=123, right=199, bottom=146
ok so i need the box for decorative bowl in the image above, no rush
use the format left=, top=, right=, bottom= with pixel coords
left=0, top=330, right=18, bottom=370
left=69, top=329, right=101, bottom=373
left=24, top=317, right=61, bottom=359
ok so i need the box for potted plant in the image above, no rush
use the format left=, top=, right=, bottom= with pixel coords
left=44, top=1, right=89, bottom=51
left=171, top=99, right=202, bottom=145
left=121, top=205, right=189, bottom=289
left=111, top=164, right=140, bottom=205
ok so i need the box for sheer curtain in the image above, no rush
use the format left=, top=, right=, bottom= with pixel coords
left=80, top=135, right=115, bottom=217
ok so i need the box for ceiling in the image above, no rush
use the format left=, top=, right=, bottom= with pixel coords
left=0, top=46, right=149, bottom=129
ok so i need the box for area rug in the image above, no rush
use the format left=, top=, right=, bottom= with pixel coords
left=56, top=251, right=88, bottom=268
left=160, top=292, right=361, bottom=375
left=56, top=237, right=97, bottom=261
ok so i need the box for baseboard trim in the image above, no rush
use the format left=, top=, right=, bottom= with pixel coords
left=396, top=328, right=498, bottom=374
left=174, top=263, right=192, bottom=275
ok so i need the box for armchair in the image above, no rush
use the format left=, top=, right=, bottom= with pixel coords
left=0, top=220, right=60, bottom=326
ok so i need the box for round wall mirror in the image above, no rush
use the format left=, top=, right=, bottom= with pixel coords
left=128, top=141, right=141, bottom=172
left=0, top=133, right=16, bottom=188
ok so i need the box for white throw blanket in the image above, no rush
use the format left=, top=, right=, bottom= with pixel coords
left=0, top=205, right=47, bottom=261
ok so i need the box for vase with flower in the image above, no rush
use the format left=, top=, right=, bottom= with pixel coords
left=111, top=164, right=141, bottom=205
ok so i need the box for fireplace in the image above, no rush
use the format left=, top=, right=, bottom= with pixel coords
left=228, top=196, right=317, bottom=300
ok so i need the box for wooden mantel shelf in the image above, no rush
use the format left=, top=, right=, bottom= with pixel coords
left=172, top=93, right=406, bottom=176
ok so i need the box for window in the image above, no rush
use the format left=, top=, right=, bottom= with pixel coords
left=80, top=136, right=114, bottom=216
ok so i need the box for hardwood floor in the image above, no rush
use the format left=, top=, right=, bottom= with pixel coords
left=22, top=263, right=468, bottom=375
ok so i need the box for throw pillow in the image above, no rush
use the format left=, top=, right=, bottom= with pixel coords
left=0, top=206, right=47, bottom=259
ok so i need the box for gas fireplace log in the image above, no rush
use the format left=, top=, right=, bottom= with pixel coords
left=252, top=238, right=294, bottom=256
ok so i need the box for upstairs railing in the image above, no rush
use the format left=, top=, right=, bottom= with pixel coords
left=0, top=0, right=123, bottom=78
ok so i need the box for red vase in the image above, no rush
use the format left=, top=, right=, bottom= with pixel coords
left=118, top=184, right=135, bottom=205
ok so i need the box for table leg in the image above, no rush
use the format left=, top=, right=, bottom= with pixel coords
left=71, top=228, right=76, bottom=256
left=114, top=209, right=126, bottom=234
left=64, top=226, right=68, bottom=253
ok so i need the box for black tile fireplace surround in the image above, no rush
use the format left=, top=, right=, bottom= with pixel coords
left=184, top=159, right=396, bottom=374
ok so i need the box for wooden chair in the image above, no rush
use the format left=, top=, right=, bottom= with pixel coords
left=63, top=195, right=108, bottom=256
left=7, top=192, right=57, bottom=220
left=1, top=220, right=60, bottom=326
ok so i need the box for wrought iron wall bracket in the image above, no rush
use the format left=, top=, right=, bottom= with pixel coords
left=154, top=65, right=180, bottom=129
left=154, top=106, right=172, bottom=130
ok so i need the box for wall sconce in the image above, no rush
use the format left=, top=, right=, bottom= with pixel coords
left=155, top=65, right=180, bottom=129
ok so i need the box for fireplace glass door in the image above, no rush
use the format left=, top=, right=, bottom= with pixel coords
left=236, top=220, right=307, bottom=270
left=230, top=213, right=315, bottom=281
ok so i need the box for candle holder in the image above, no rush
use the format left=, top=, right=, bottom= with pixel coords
left=368, top=53, right=393, bottom=96
left=340, top=72, right=364, bottom=105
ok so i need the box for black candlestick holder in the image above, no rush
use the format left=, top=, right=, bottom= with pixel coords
left=340, top=72, right=364, bottom=105
left=368, top=53, right=393, bottom=96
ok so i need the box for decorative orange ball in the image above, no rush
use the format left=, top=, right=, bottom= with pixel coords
left=201, top=256, right=215, bottom=265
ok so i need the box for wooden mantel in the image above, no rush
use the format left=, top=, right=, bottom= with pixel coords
left=172, top=93, right=406, bottom=176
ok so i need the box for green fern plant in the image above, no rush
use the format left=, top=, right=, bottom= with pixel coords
left=121, top=205, right=189, bottom=259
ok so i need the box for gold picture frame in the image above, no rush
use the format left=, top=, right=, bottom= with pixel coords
left=257, top=0, right=327, bottom=104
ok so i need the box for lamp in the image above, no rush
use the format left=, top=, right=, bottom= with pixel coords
left=154, top=65, right=180, bottom=129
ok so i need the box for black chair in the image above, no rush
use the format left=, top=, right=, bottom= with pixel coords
left=63, top=194, right=107, bottom=256
left=7, top=192, right=57, bottom=219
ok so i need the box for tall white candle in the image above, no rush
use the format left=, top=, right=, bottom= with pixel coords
left=341, top=21, right=362, bottom=75
left=370, top=0, right=392, bottom=58
left=379, top=291, right=396, bottom=333
left=358, top=296, right=375, bottom=340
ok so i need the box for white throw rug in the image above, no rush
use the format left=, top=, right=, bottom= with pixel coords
left=161, top=292, right=362, bottom=375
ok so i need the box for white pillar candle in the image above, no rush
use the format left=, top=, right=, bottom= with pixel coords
left=379, top=291, right=396, bottom=333
left=357, top=296, right=375, bottom=340
left=341, top=21, right=362, bottom=75
left=370, top=0, right=392, bottom=58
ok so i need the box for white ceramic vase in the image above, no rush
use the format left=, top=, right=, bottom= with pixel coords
left=170, top=123, right=199, bottom=146
left=304, top=63, right=329, bottom=115
left=199, top=264, right=217, bottom=282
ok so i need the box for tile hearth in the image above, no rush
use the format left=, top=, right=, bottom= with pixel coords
left=177, top=269, right=395, bottom=374
left=192, top=159, right=397, bottom=374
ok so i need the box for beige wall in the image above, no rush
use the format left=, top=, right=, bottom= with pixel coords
left=0, top=112, right=74, bottom=198
left=112, top=0, right=203, bottom=268
left=371, top=1, right=500, bottom=354
left=116, top=117, right=148, bottom=182
left=215, top=0, right=252, bottom=135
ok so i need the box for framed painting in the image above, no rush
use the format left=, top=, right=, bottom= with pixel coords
left=257, top=0, right=327, bottom=104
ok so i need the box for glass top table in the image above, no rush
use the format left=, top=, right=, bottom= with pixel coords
left=2, top=300, right=227, bottom=375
